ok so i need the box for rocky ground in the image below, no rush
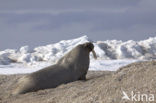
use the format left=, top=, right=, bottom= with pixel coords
left=0, top=61, right=156, bottom=103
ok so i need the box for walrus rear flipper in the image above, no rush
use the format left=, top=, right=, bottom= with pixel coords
left=12, top=76, right=35, bottom=95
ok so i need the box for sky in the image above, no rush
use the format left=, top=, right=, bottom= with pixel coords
left=0, top=0, right=156, bottom=50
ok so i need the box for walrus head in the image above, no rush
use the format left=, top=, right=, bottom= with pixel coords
left=84, top=42, right=97, bottom=59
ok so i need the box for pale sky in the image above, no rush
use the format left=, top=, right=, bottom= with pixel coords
left=0, top=0, right=156, bottom=50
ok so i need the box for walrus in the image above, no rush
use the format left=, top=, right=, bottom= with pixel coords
left=12, top=42, right=97, bottom=95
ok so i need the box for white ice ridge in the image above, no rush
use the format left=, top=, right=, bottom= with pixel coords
left=0, top=35, right=156, bottom=65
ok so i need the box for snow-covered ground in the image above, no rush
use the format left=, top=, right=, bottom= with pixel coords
left=0, top=59, right=138, bottom=74
left=0, top=35, right=156, bottom=74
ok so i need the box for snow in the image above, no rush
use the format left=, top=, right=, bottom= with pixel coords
left=0, top=35, right=156, bottom=74
left=0, top=59, right=138, bottom=75
left=89, top=59, right=138, bottom=71
left=0, top=62, right=50, bottom=74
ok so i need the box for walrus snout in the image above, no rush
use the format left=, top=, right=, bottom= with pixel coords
left=84, top=42, right=97, bottom=59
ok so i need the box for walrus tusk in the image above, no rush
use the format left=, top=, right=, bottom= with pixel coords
left=92, top=50, right=97, bottom=59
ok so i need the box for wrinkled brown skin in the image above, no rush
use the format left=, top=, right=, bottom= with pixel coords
left=12, top=42, right=96, bottom=95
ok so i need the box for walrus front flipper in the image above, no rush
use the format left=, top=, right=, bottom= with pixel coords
left=78, top=75, right=86, bottom=80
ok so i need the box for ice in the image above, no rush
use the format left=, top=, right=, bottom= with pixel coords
left=89, top=59, right=139, bottom=71
left=0, top=35, right=156, bottom=74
